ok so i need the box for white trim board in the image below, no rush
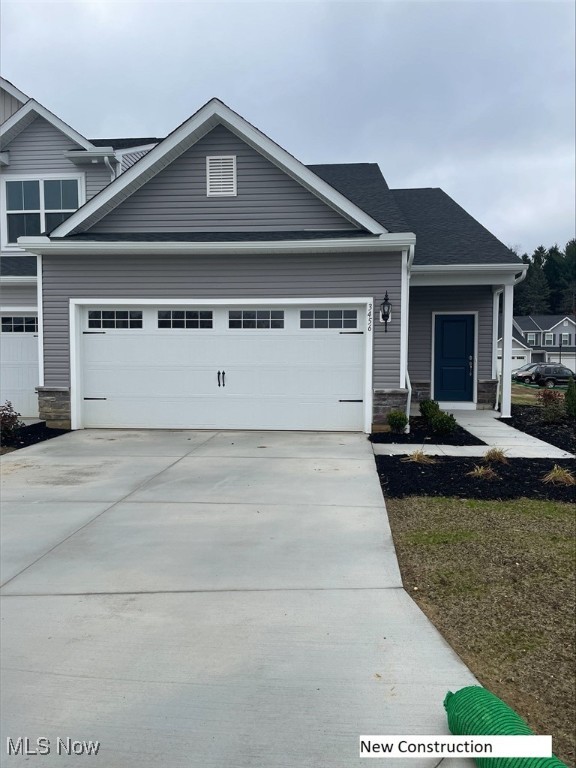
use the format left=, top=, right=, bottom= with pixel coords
left=430, top=311, right=479, bottom=405
left=68, top=296, right=374, bottom=433
left=0, top=77, right=29, bottom=104
left=0, top=99, right=94, bottom=151
left=50, top=98, right=393, bottom=237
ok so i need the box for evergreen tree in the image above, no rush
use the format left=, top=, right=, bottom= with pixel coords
left=514, top=246, right=551, bottom=315
left=558, top=239, right=576, bottom=315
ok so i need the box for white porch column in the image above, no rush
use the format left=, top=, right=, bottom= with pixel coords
left=491, top=288, right=502, bottom=379
left=501, top=283, right=514, bottom=417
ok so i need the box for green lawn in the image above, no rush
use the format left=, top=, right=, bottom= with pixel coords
left=385, top=496, right=575, bottom=765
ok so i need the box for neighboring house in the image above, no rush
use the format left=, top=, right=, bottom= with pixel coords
left=0, top=77, right=160, bottom=415
left=4, top=87, right=526, bottom=430
left=498, top=314, right=576, bottom=373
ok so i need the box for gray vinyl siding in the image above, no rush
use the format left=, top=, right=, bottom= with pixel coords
left=89, top=125, right=356, bottom=233
left=408, top=285, right=494, bottom=382
left=42, top=251, right=402, bottom=388
left=0, top=89, right=25, bottom=125
left=0, top=283, right=38, bottom=307
left=1, top=116, right=111, bottom=201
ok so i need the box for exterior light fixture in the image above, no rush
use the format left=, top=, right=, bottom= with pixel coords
left=380, top=292, right=392, bottom=332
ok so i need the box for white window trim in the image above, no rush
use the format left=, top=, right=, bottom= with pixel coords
left=1, top=172, right=86, bottom=251
left=544, top=333, right=554, bottom=346
left=69, top=297, right=374, bottom=433
left=526, top=332, right=536, bottom=345
left=206, top=155, right=237, bottom=197
left=561, top=333, right=570, bottom=345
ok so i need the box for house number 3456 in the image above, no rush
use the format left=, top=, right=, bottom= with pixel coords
left=367, top=304, right=373, bottom=332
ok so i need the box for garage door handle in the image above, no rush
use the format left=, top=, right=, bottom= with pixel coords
left=217, top=370, right=221, bottom=387
left=222, top=371, right=226, bottom=387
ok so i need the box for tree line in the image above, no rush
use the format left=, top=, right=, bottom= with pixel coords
left=512, top=239, right=575, bottom=316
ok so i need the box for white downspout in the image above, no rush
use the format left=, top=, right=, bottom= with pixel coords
left=104, top=155, right=117, bottom=181
left=404, top=244, right=415, bottom=433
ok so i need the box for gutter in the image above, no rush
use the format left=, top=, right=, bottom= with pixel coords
left=17, top=233, right=417, bottom=257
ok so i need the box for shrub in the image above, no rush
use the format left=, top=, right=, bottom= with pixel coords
left=429, top=411, right=458, bottom=436
left=387, top=410, right=408, bottom=434
left=565, top=377, right=576, bottom=419
left=0, top=401, right=25, bottom=445
left=419, top=399, right=440, bottom=422
left=536, top=388, right=566, bottom=424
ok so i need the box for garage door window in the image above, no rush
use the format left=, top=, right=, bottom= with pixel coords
left=229, top=310, right=284, bottom=329
left=158, top=310, right=213, bottom=329
left=88, top=310, right=143, bottom=329
left=1, top=316, right=38, bottom=333
left=300, top=309, right=357, bottom=329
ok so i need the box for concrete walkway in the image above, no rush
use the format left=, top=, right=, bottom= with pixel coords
left=1, top=430, right=475, bottom=767
left=373, top=409, right=573, bottom=459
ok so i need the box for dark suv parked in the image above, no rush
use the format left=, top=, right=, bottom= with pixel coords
left=529, top=364, right=575, bottom=388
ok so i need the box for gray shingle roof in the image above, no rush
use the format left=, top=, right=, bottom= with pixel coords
left=0, top=256, right=37, bottom=276
left=89, top=138, right=162, bottom=149
left=390, top=188, right=522, bottom=266
left=307, top=163, right=409, bottom=232
left=524, top=314, right=576, bottom=330
left=514, top=316, right=542, bottom=332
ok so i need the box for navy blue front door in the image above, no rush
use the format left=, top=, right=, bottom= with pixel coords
left=434, top=315, right=474, bottom=401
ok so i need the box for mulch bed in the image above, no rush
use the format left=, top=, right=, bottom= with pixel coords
left=376, top=455, right=575, bottom=502
left=501, top=405, right=575, bottom=454
left=370, top=417, right=485, bottom=446
left=1, top=422, right=69, bottom=452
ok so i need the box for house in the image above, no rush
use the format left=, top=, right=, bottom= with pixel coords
left=2, top=82, right=527, bottom=431
left=0, top=77, right=160, bottom=416
left=497, top=314, right=576, bottom=373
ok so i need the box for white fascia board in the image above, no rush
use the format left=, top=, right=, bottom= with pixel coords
left=0, top=78, right=29, bottom=104
left=0, top=100, right=93, bottom=151
left=50, top=98, right=388, bottom=238
left=411, top=262, right=527, bottom=286
left=19, top=233, right=415, bottom=257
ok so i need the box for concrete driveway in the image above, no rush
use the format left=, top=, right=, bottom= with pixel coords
left=1, top=430, right=475, bottom=766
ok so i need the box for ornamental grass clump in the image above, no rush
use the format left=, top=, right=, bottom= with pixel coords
left=466, top=464, right=499, bottom=480
left=542, top=464, right=576, bottom=486
left=401, top=449, right=437, bottom=464
left=387, top=410, right=409, bottom=434
left=483, top=448, right=509, bottom=464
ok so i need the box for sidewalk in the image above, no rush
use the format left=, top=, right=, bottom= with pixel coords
left=373, top=409, right=573, bottom=459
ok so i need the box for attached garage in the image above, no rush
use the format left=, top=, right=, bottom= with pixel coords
left=73, top=300, right=371, bottom=431
left=0, top=311, right=39, bottom=417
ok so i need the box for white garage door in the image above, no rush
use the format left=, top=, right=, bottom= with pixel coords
left=79, top=304, right=368, bottom=430
left=0, top=312, right=39, bottom=417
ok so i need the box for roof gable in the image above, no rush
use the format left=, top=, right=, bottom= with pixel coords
left=50, top=98, right=388, bottom=237
left=87, top=125, right=358, bottom=234
left=0, top=99, right=93, bottom=151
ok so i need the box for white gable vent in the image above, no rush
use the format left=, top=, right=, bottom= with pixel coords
left=206, top=155, right=237, bottom=196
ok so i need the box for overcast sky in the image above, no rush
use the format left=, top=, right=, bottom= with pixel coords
left=2, top=0, right=574, bottom=254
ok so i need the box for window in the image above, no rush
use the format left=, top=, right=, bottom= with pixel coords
left=228, top=310, right=284, bottom=329
left=1, top=315, right=38, bottom=333
left=526, top=332, right=536, bottom=345
left=561, top=333, right=570, bottom=346
left=88, top=310, right=143, bottom=329
left=4, top=177, right=80, bottom=244
left=158, top=310, right=213, bottom=329
left=544, top=333, right=554, bottom=346
left=300, top=309, right=358, bottom=329
left=206, top=156, right=237, bottom=196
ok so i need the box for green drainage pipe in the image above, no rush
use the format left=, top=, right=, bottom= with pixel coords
left=444, top=686, right=567, bottom=768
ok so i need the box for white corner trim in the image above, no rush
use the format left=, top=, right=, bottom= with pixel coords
left=430, top=311, right=479, bottom=404
left=0, top=77, right=29, bottom=104
left=37, top=255, right=44, bottom=386
left=491, top=287, right=502, bottom=379
left=50, top=98, right=388, bottom=237
left=399, top=249, right=409, bottom=388
left=0, top=99, right=94, bottom=151
left=69, top=296, right=374, bottom=432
